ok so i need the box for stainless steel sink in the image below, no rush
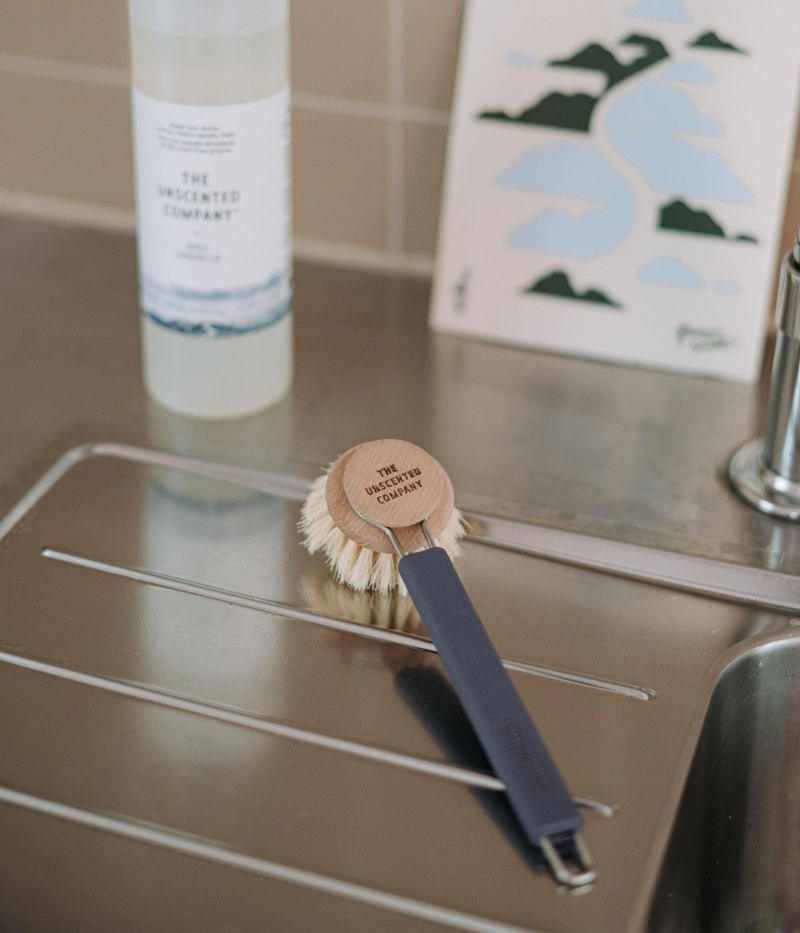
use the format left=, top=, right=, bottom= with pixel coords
left=649, top=633, right=800, bottom=933
left=2, top=441, right=799, bottom=932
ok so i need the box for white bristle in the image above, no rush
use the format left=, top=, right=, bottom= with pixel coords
left=334, top=537, right=361, bottom=584
left=299, top=475, right=332, bottom=554
left=371, top=552, right=399, bottom=595
left=299, top=466, right=467, bottom=596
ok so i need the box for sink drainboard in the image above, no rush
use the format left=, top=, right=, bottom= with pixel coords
left=0, top=442, right=789, bottom=932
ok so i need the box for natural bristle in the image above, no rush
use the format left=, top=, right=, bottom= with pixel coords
left=299, top=465, right=466, bottom=595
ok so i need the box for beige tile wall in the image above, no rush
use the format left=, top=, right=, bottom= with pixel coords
left=1, top=0, right=799, bottom=278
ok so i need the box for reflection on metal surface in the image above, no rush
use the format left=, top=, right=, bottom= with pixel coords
left=8, top=442, right=800, bottom=613
left=0, top=785, right=538, bottom=933
left=0, top=646, right=618, bottom=819
left=42, top=546, right=656, bottom=701
left=472, top=514, right=800, bottom=613
left=43, top=546, right=436, bottom=650
left=0, top=649, right=522, bottom=791
left=299, top=568, right=426, bottom=635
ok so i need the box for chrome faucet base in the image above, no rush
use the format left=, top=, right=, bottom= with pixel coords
left=729, top=234, right=800, bottom=520
left=729, top=437, right=800, bottom=520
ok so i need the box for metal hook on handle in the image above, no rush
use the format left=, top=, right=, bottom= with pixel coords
left=539, top=833, right=596, bottom=889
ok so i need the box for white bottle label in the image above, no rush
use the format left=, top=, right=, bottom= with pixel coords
left=132, top=87, right=291, bottom=335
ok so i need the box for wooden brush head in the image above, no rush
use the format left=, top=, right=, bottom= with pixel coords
left=300, top=438, right=465, bottom=593
left=326, top=438, right=456, bottom=554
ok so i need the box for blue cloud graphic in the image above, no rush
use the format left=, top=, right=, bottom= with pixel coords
left=507, top=51, right=536, bottom=67
left=662, top=60, right=713, bottom=85
left=495, top=143, right=635, bottom=258
left=606, top=81, right=754, bottom=203
left=713, top=279, right=739, bottom=295
left=637, top=256, right=705, bottom=288
left=625, top=0, right=691, bottom=22
left=496, top=142, right=626, bottom=200
left=507, top=207, right=628, bottom=257
left=612, top=79, right=721, bottom=137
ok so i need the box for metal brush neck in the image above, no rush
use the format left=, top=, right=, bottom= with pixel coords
left=379, top=519, right=436, bottom=557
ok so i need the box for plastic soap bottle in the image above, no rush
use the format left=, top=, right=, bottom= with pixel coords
left=128, top=0, right=293, bottom=418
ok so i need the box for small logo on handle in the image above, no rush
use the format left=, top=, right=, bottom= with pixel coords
left=505, top=720, right=550, bottom=791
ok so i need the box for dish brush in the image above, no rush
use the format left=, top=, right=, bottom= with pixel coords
left=300, top=438, right=596, bottom=888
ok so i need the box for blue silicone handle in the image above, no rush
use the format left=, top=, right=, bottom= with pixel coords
left=399, top=547, right=582, bottom=845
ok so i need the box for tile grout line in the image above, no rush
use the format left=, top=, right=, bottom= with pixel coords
left=386, top=0, right=406, bottom=258
left=293, top=91, right=448, bottom=126
left=0, top=53, right=449, bottom=125
left=0, top=52, right=129, bottom=86
left=0, top=189, right=136, bottom=234
left=294, top=236, right=435, bottom=277
left=0, top=189, right=437, bottom=277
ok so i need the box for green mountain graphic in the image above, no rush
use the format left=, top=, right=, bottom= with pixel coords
left=658, top=199, right=758, bottom=243
left=689, top=31, right=747, bottom=54
left=550, top=34, right=668, bottom=91
left=523, top=271, right=622, bottom=309
left=660, top=199, right=724, bottom=236
left=549, top=42, right=628, bottom=84
left=478, top=33, right=668, bottom=133
left=480, top=92, right=598, bottom=132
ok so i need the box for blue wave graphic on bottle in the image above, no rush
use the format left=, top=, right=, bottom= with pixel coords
left=141, top=268, right=292, bottom=336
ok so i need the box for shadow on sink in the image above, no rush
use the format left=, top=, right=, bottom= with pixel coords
left=649, top=635, right=800, bottom=932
